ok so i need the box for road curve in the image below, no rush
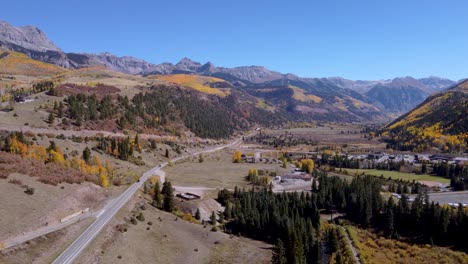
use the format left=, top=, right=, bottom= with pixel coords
left=52, top=137, right=242, bottom=264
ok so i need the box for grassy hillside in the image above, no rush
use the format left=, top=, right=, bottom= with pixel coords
left=383, top=80, right=468, bottom=152
left=149, top=74, right=231, bottom=97
left=0, top=50, right=65, bottom=76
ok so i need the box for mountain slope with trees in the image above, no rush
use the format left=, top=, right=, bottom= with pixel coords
left=382, top=80, right=468, bottom=152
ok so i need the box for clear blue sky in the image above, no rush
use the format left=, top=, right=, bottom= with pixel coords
left=2, top=0, right=468, bottom=80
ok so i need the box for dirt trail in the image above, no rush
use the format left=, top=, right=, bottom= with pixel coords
left=341, top=226, right=361, bottom=264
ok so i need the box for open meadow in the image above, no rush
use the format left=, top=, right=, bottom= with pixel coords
left=342, top=168, right=450, bottom=184
left=164, top=148, right=290, bottom=189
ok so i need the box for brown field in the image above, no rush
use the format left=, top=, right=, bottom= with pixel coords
left=76, top=193, right=272, bottom=264
left=0, top=171, right=106, bottom=241
left=164, top=148, right=290, bottom=189
left=56, top=83, right=121, bottom=98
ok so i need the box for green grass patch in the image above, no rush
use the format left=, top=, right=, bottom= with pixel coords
left=341, top=169, right=450, bottom=184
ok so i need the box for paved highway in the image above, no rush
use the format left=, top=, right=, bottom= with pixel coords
left=52, top=137, right=242, bottom=264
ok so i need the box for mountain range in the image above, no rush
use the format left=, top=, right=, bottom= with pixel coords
left=0, top=20, right=459, bottom=118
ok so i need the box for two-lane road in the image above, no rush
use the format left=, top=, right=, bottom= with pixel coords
left=52, top=137, right=243, bottom=264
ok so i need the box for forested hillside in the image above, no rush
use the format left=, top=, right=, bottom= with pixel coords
left=59, top=84, right=283, bottom=139
left=382, top=80, right=468, bottom=152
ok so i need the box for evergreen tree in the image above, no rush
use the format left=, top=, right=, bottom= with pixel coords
left=195, top=208, right=201, bottom=220
left=312, top=178, right=318, bottom=192
left=210, top=211, right=217, bottom=225
left=48, top=112, right=55, bottom=124
left=162, top=180, right=174, bottom=212
left=272, top=239, right=287, bottom=264
left=82, top=147, right=91, bottom=164
left=385, top=197, right=395, bottom=237
left=153, top=181, right=163, bottom=209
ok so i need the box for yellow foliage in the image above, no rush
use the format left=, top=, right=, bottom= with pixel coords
left=99, top=167, right=110, bottom=188
left=27, top=145, right=47, bottom=161
left=300, top=159, right=315, bottom=174
left=105, top=160, right=113, bottom=178
left=149, top=175, right=160, bottom=185
left=232, top=150, right=242, bottom=163
left=182, top=212, right=193, bottom=222
left=152, top=74, right=230, bottom=97
left=9, top=136, right=28, bottom=157
left=289, top=85, right=322, bottom=103
left=0, top=50, right=65, bottom=76
left=49, top=149, right=65, bottom=165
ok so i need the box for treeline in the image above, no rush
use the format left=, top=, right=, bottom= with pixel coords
left=317, top=173, right=468, bottom=252
left=218, top=187, right=321, bottom=264
left=245, top=132, right=317, bottom=148
left=433, top=163, right=468, bottom=191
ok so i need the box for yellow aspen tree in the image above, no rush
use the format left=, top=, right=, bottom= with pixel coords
left=232, top=150, right=242, bottom=163
left=105, top=160, right=113, bottom=178
left=99, top=167, right=110, bottom=188
left=49, top=150, right=65, bottom=165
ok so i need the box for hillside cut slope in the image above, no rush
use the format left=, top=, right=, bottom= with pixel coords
left=383, top=80, right=468, bottom=152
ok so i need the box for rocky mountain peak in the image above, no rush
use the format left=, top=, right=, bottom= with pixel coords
left=0, top=21, right=61, bottom=52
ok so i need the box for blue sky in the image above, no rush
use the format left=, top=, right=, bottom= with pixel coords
left=2, top=0, right=467, bottom=80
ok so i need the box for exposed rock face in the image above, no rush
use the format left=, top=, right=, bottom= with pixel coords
left=0, top=21, right=161, bottom=74
left=81, top=52, right=158, bottom=75
left=418, top=76, right=456, bottom=92
left=0, top=20, right=61, bottom=52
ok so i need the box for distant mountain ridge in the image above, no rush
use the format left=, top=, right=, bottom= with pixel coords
left=0, top=19, right=459, bottom=117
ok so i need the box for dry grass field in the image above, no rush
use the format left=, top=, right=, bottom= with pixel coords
left=0, top=218, right=93, bottom=264
left=76, top=193, right=272, bottom=264
left=0, top=172, right=107, bottom=241
left=164, top=148, right=290, bottom=189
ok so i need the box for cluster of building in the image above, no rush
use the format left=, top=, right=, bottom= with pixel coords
left=348, top=152, right=468, bottom=165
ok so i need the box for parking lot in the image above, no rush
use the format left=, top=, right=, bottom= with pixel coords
left=428, top=191, right=468, bottom=206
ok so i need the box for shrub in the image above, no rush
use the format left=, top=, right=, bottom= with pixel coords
left=8, top=178, right=22, bottom=185
left=112, top=178, right=122, bottom=186
left=24, top=187, right=35, bottom=195
left=136, top=213, right=145, bottom=222
left=130, top=217, right=138, bottom=225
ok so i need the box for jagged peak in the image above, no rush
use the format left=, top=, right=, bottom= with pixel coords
left=176, top=57, right=201, bottom=65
